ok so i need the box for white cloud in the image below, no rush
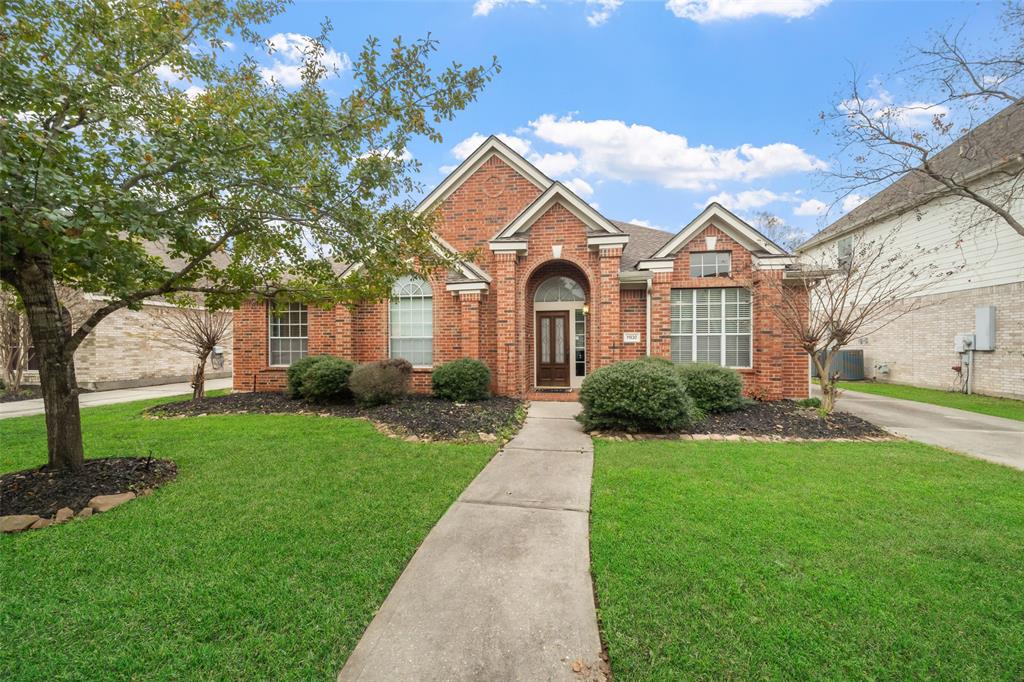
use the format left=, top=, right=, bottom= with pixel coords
left=261, top=33, right=351, bottom=87
left=528, top=114, right=826, bottom=190
left=154, top=64, right=182, bottom=84
left=841, top=193, right=867, bottom=213
left=473, top=0, right=538, bottom=17
left=449, top=132, right=579, bottom=178
left=666, top=0, right=830, bottom=22
left=838, top=87, right=950, bottom=129
left=183, top=85, right=206, bottom=100
left=793, top=198, right=828, bottom=216
left=704, top=188, right=786, bottom=211
left=587, top=0, right=623, bottom=26
left=563, top=177, right=594, bottom=197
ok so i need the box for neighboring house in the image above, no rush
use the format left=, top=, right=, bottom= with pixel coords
left=20, top=242, right=234, bottom=391
left=233, top=136, right=809, bottom=399
left=800, top=103, right=1024, bottom=399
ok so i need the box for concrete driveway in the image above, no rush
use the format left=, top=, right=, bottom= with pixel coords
left=0, top=377, right=233, bottom=420
left=819, top=386, right=1024, bottom=470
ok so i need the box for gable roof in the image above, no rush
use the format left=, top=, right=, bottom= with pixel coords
left=801, top=100, right=1024, bottom=249
left=650, top=203, right=789, bottom=259
left=492, top=181, right=625, bottom=241
left=414, top=135, right=552, bottom=215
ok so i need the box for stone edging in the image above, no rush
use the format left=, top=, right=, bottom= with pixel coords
left=591, top=432, right=899, bottom=443
left=0, top=489, right=152, bottom=534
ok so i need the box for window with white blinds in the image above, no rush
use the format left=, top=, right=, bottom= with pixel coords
left=670, top=288, right=752, bottom=368
left=269, top=302, right=308, bottom=366
left=390, top=276, right=433, bottom=366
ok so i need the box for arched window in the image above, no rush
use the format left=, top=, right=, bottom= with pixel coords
left=390, top=275, right=433, bottom=366
left=534, top=276, right=585, bottom=302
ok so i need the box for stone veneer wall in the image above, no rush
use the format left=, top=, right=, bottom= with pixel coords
left=846, top=281, right=1023, bottom=399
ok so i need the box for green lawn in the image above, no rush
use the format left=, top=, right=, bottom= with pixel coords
left=834, top=380, right=1024, bottom=422
left=0, top=398, right=496, bottom=680
left=590, top=439, right=1024, bottom=681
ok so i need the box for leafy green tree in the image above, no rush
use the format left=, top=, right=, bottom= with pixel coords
left=1, top=0, right=498, bottom=470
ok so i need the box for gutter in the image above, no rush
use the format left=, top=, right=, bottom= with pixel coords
left=645, top=278, right=652, bottom=357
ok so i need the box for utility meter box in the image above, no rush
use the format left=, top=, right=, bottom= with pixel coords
left=975, top=305, right=996, bottom=351
left=954, top=333, right=975, bottom=353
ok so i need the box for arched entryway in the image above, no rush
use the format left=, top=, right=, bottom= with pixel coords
left=525, top=262, right=590, bottom=390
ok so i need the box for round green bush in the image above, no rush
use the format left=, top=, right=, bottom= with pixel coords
left=300, top=357, right=355, bottom=403
left=349, top=359, right=412, bottom=406
left=286, top=355, right=331, bottom=398
left=431, top=359, right=491, bottom=402
left=578, top=360, right=700, bottom=433
left=674, top=363, right=746, bottom=413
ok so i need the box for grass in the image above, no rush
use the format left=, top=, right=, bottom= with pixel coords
left=590, top=439, right=1024, bottom=681
left=831, top=379, right=1024, bottom=422
left=0, top=397, right=497, bottom=680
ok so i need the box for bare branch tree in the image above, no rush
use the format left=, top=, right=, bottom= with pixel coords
left=761, top=229, right=958, bottom=413
left=752, top=212, right=809, bottom=252
left=824, top=2, right=1024, bottom=239
left=158, top=303, right=232, bottom=401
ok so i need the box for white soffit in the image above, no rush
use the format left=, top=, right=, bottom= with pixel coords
left=652, top=203, right=788, bottom=258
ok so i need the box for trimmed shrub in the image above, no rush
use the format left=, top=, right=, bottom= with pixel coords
left=797, top=397, right=822, bottom=409
left=578, top=360, right=700, bottom=433
left=286, top=355, right=331, bottom=398
left=349, top=359, right=412, bottom=406
left=432, top=358, right=491, bottom=402
left=675, top=363, right=746, bottom=413
left=301, top=357, right=355, bottom=403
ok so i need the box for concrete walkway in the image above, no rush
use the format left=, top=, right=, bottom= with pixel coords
left=0, top=377, right=234, bottom=420
left=339, top=401, right=605, bottom=682
left=819, top=386, right=1024, bottom=470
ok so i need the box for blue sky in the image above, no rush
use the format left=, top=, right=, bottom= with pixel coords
left=230, top=0, right=1004, bottom=239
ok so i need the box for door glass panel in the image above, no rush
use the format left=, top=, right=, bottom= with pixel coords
left=554, top=317, right=565, bottom=364
left=541, top=318, right=550, bottom=363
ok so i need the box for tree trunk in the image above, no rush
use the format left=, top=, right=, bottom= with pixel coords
left=192, top=350, right=209, bottom=401
left=8, top=257, right=85, bottom=471
left=812, top=349, right=839, bottom=414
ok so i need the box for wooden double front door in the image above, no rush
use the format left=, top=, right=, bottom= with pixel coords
left=536, top=310, right=571, bottom=387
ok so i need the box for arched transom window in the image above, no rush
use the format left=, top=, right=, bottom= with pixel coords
left=390, top=275, right=433, bottom=366
left=534, top=276, right=585, bottom=303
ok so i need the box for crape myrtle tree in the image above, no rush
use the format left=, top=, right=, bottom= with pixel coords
left=157, top=301, right=233, bottom=401
left=761, top=229, right=954, bottom=413
left=1, top=0, right=499, bottom=471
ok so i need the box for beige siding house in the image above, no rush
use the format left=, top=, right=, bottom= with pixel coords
left=800, top=103, right=1024, bottom=399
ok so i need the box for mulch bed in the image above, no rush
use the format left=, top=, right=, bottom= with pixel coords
left=592, top=400, right=889, bottom=440
left=0, top=387, right=43, bottom=403
left=0, top=457, right=178, bottom=518
left=146, top=392, right=526, bottom=441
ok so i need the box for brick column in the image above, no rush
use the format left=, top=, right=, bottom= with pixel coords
left=459, top=291, right=482, bottom=360
left=650, top=271, right=673, bottom=359
left=333, top=304, right=354, bottom=357
left=494, top=251, right=518, bottom=395
left=597, top=246, right=622, bottom=368
left=232, top=298, right=267, bottom=392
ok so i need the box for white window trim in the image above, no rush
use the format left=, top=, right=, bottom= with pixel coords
left=388, top=276, right=434, bottom=369
left=268, top=302, right=308, bottom=368
left=669, top=287, right=753, bottom=369
left=690, top=251, right=732, bottom=278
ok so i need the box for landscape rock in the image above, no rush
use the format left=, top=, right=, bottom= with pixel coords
left=54, top=507, right=75, bottom=523
left=0, top=514, right=40, bottom=533
left=88, top=492, right=136, bottom=513
left=29, top=517, right=53, bottom=530
left=77, top=507, right=93, bottom=519
left=478, top=432, right=497, bottom=442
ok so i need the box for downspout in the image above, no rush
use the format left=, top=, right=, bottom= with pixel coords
left=645, top=278, right=652, bottom=357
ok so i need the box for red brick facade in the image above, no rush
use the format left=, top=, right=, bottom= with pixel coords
left=233, top=145, right=809, bottom=400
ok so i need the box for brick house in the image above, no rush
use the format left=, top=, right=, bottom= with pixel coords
left=233, top=136, right=809, bottom=400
